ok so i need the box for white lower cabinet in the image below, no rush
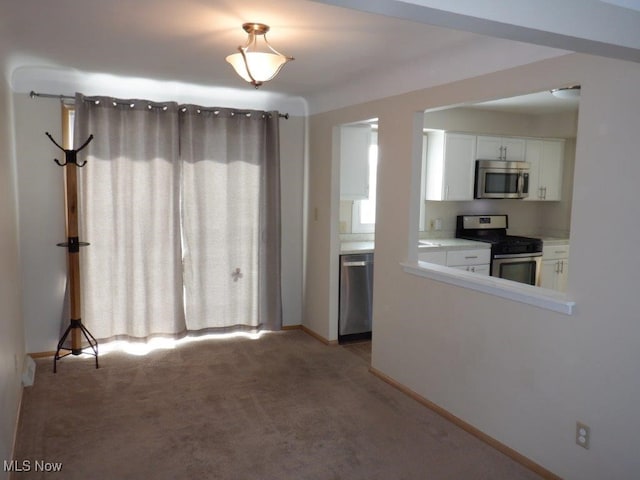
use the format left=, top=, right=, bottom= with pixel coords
left=446, top=248, right=490, bottom=276
left=452, top=264, right=490, bottom=275
left=540, top=243, right=570, bottom=292
left=418, top=248, right=490, bottom=275
left=418, top=250, right=446, bottom=265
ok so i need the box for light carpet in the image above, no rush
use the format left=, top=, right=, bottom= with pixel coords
left=13, top=330, right=541, bottom=479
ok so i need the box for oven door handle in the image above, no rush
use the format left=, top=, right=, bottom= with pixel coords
left=493, top=252, right=542, bottom=259
left=343, top=261, right=369, bottom=267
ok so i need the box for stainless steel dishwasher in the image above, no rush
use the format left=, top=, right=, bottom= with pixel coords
left=339, top=253, right=373, bottom=343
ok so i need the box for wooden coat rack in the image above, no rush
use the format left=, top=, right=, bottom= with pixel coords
left=47, top=132, right=99, bottom=373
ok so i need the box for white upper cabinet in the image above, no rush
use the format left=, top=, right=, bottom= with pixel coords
left=425, top=131, right=477, bottom=201
left=476, top=135, right=525, bottom=161
left=339, top=124, right=372, bottom=200
left=423, top=130, right=567, bottom=203
left=524, top=139, right=565, bottom=201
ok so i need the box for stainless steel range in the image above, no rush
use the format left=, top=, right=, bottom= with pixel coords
left=456, top=215, right=542, bottom=286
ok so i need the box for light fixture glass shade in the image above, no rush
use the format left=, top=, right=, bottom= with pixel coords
left=225, top=52, right=289, bottom=84
left=226, top=23, right=293, bottom=88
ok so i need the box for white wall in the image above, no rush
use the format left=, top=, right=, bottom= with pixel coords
left=305, top=53, right=640, bottom=479
left=13, top=92, right=306, bottom=354
left=0, top=65, right=26, bottom=476
left=423, top=107, right=578, bottom=139
left=13, top=95, right=68, bottom=353
left=279, top=115, right=305, bottom=327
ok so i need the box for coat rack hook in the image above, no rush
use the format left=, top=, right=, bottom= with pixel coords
left=46, top=132, right=94, bottom=168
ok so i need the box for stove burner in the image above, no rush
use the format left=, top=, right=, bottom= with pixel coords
left=455, top=215, right=543, bottom=255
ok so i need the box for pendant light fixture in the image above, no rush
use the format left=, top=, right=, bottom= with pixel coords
left=226, top=23, right=294, bottom=88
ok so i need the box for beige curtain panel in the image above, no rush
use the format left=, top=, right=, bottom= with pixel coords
left=75, top=94, right=282, bottom=342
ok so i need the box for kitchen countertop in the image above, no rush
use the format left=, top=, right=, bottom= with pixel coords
left=419, top=237, right=570, bottom=250
left=418, top=238, right=491, bottom=251
left=340, top=236, right=566, bottom=255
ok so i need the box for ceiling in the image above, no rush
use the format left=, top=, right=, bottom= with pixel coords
left=3, top=0, right=483, bottom=97
left=2, top=0, right=637, bottom=114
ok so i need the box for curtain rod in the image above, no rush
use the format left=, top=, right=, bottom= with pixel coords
left=29, top=91, right=290, bottom=119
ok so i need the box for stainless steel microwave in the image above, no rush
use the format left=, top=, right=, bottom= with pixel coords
left=474, top=159, right=530, bottom=199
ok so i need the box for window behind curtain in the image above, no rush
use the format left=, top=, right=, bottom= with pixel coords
left=69, top=95, right=282, bottom=342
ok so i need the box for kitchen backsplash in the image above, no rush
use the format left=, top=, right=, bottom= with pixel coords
left=422, top=199, right=571, bottom=239
left=340, top=232, right=375, bottom=242
left=341, top=197, right=570, bottom=239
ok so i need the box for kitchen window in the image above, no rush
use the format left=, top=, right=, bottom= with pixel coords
left=351, top=130, right=378, bottom=233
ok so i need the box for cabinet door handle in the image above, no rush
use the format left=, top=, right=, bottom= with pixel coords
left=503, top=146, right=507, bottom=160
left=465, top=255, right=478, bottom=259
left=560, top=260, right=564, bottom=274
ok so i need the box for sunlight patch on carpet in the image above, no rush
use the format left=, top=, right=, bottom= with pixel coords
left=98, top=331, right=266, bottom=356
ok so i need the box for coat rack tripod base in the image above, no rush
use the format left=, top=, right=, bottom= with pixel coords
left=54, top=318, right=99, bottom=373
left=47, top=131, right=100, bottom=373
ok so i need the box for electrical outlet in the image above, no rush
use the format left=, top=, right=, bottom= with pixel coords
left=576, top=422, right=590, bottom=449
